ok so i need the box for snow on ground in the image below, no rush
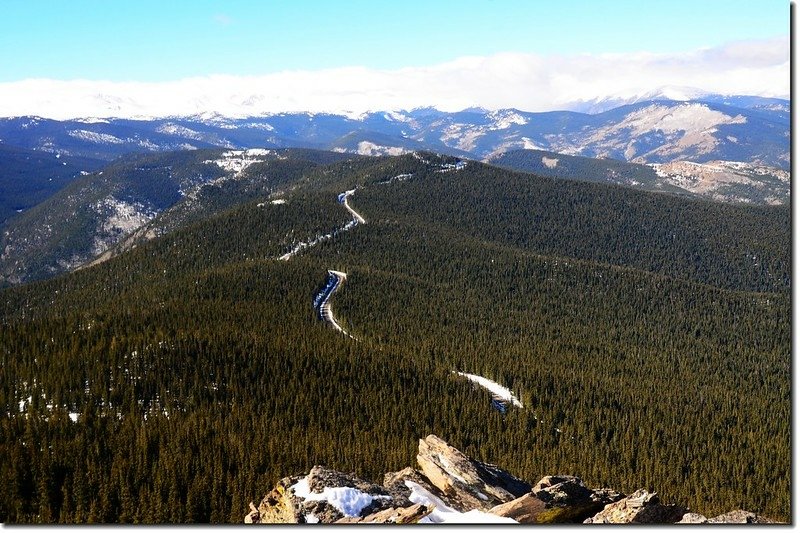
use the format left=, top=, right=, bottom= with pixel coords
left=383, top=110, right=412, bottom=123
left=440, top=124, right=487, bottom=152
left=453, top=371, right=523, bottom=408
left=338, top=189, right=366, bottom=224
left=404, top=481, right=517, bottom=524
left=436, top=160, right=468, bottom=173
left=270, top=199, right=286, bottom=205
left=488, top=109, right=528, bottom=130
left=96, top=197, right=156, bottom=235
left=68, top=129, right=125, bottom=144
left=542, top=156, right=559, bottom=168
left=73, top=117, right=110, bottom=124
left=378, top=173, right=414, bottom=184
left=204, top=148, right=272, bottom=174
left=290, top=477, right=390, bottom=518
left=279, top=190, right=366, bottom=261
left=156, top=123, right=209, bottom=141
left=604, top=103, right=747, bottom=137
left=356, top=141, right=410, bottom=156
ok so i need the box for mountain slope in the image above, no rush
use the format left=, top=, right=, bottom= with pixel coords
left=0, top=143, right=104, bottom=225
left=0, top=148, right=365, bottom=285
left=489, top=149, right=790, bottom=205
left=0, top=149, right=790, bottom=523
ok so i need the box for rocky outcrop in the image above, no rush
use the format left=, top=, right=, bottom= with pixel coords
left=335, top=504, right=432, bottom=524
left=677, top=512, right=709, bottom=524
left=416, top=434, right=531, bottom=511
left=246, top=476, right=305, bottom=524
left=245, top=435, right=775, bottom=525
left=676, top=509, right=777, bottom=524
left=707, top=510, right=777, bottom=524
left=583, top=489, right=687, bottom=524
left=489, top=475, right=623, bottom=524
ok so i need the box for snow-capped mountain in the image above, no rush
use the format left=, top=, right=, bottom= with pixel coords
left=0, top=96, right=789, bottom=170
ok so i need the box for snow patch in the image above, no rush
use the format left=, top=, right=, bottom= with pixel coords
left=453, top=371, right=523, bottom=408
left=290, top=477, right=390, bottom=518
left=542, top=156, right=559, bottom=168
left=95, top=197, right=156, bottom=235
left=68, top=129, right=125, bottom=144
left=204, top=148, right=272, bottom=173
left=356, top=141, right=409, bottom=156
left=405, top=481, right=517, bottom=524
left=488, top=109, right=528, bottom=130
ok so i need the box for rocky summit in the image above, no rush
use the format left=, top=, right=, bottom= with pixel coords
left=244, top=435, right=777, bottom=525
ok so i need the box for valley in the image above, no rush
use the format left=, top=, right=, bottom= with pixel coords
left=0, top=0, right=790, bottom=525
left=0, top=146, right=789, bottom=523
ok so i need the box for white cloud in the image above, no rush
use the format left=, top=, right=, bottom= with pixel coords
left=0, top=37, right=787, bottom=119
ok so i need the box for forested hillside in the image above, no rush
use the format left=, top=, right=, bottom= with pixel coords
left=0, top=151, right=790, bottom=523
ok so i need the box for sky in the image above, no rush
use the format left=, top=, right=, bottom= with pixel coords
left=0, top=0, right=790, bottom=117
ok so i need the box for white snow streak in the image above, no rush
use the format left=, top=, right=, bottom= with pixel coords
left=404, top=481, right=517, bottom=524
left=278, top=189, right=365, bottom=261
left=453, top=371, right=523, bottom=408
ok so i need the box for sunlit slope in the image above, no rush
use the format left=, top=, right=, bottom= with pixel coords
left=0, top=151, right=789, bottom=522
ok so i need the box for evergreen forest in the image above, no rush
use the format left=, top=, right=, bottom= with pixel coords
left=0, top=151, right=790, bottom=523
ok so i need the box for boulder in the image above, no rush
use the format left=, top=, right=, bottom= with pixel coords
left=335, top=503, right=433, bottom=524
left=677, top=512, right=708, bottom=523
left=416, top=434, right=531, bottom=512
left=489, top=493, right=549, bottom=523
left=583, top=489, right=687, bottom=524
left=247, top=475, right=305, bottom=524
left=247, top=466, right=399, bottom=524
left=490, top=475, right=623, bottom=524
left=708, top=510, right=777, bottom=524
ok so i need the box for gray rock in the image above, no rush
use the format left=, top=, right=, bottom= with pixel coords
left=677, top=512, right=708, bottom=523
left=490, top=475, right=623, bottom=524
left=335, top=503, right=433, bottom=524
left=708, top=509, right=777, bottom=524
left=584, top=489, right=687, bottom=524
left=416, top=434, right=531, bottom=512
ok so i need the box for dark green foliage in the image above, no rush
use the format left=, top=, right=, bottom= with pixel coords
left=0, top=143, right=103, bottom=226
left=0, top=151, right=790, bottom=523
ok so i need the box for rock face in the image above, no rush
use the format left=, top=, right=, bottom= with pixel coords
left=416, top=434, right=531, bottom=511
left=335, top=503, right=432, bottom=524
left=584, top=489, right=687, bottom=524
left=677, top=512, right=709, bottom=524
left=245, top=434, right=774, bottom=525
left=490, top=475, right=623, bottom=524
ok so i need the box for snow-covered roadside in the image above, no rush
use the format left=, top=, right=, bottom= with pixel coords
left=338, top=189, right=366, bottom=224
left=278, top=190, right=366, bottom=261
left=452, top=371, right=523, bottom=408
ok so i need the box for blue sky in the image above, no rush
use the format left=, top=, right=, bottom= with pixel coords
left=0, top=0, right=789, bottom=82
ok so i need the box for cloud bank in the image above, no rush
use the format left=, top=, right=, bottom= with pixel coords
left=0, top=37, right=787, bottom=119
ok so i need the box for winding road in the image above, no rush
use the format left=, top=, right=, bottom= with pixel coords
left=313, top=269, right=354, bottom=338
left=278, top=189, right=366, bottom=261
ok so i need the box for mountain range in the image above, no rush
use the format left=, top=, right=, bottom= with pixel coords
left=0, top=95, right=788, bottom=169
